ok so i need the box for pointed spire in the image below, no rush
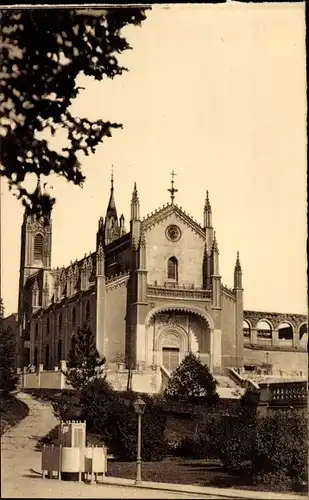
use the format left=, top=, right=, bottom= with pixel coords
left=204, top=190, right=212, bottom=212
left=212, top=231, right=219, bottom=254
left=131, top=182, right=140, bottom=221
left=131, top=182, right=139, bottom=204
left=234, top=251, right=242, bottom=273
left=234, top=251, right=242, bottom=289
left=204, top=190, right=213, bottom=228
left=36, top=175, right=42, bottom=196
left=105, top=169, right=118, bottom=221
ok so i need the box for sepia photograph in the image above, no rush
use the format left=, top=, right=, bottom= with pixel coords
left=0, top=3, right=307, bottom=499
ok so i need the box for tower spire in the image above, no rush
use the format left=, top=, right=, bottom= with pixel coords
left=203, top=190, right=212, bottom=228
left=104, top=167, right=120, bottom=245
left=234, top=251, right=242, bottom=289
left=168, top=170, right=178, bottom=204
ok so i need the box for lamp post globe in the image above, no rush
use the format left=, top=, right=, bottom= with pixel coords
left=133, top=395, right=146, bottom=484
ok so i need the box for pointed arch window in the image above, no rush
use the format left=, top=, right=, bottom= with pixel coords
left=72, top=307, right=76, bottom=329
left=34, top=234, right=44, bottom=262
left=167, top=257, right=178, bottom=281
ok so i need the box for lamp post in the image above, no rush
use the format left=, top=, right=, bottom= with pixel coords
left=133, top=395, right=146, bottom=485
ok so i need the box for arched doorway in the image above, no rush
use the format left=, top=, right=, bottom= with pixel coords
left=145, top=305, right=215, bottom=373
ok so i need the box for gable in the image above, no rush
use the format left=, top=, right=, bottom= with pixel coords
left=143, top=207, right=205, bottom=288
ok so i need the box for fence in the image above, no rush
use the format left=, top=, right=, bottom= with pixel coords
left=20, top=361, right=71, bottom=390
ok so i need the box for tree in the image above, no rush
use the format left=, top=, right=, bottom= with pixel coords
left=62, top=322, right=105, bottom=390
left=0, top=299, right=19, bottom=398
left=0, top=8, right=148, bottom=216
left=164, top=353, right=220, bottom=406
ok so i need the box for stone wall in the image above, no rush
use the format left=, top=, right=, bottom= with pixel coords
left=221, top=292, right=237, bottom=367
left=145, top=213, right=205, bottom=288
left=105, top=277, right=128, bottom=363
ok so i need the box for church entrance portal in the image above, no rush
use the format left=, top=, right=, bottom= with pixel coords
left=145, top=306, right=215, bottom=373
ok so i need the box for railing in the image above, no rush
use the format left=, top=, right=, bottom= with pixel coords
left=257, top=329, right=272, bottom=339
left=269, top=382, right=308, bottom=405
left=147, top=284, right=211, bottom=300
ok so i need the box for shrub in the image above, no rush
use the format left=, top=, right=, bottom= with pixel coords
left=164, top=353, right=220, bottom=406
left=80, top=381, right=168, bottom=462
left=174, top=437, right=204, bottom=458
left=254, top=410, right=308, bottom=486
left=52, top=390, right=81, bottom=420
left=0, top=312, right=19, bottom=398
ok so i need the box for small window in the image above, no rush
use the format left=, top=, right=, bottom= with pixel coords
left=167, top=257, right=178, bottom=281
left=34, top=234, right=44, bottom=261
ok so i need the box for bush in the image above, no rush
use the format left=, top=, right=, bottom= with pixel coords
left=80, top=381, right=168, bottom=462
left=164, top=353, right=220, bottom=406
left=52, top=390, right=82, bottom=420
left=254, top=410, right=308, bottom=486
left=174, top=437, right=204, bottom=458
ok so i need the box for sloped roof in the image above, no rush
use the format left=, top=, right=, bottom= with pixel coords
left=141, top=203, right=205, bottom=238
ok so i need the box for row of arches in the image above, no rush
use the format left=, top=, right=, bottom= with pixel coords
left=243, top=320, right=308, bottom=341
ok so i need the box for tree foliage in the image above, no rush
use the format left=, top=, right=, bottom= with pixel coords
left=0, top=300, right=19, bottom=398
left=62, top=322, right=105, bottom=390
left=0, top=8, right=147, bottom=216
left=164, top=353, right=220, bottom=406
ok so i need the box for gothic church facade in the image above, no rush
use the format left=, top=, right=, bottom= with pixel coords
left=17, top=176, right=307, bottom=393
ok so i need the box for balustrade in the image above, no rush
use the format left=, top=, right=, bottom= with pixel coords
left=147, top=284, right=211, bottom=300
left=257, top=329, right=272, bottom=339
left=270, top=382, right=308, bottom=404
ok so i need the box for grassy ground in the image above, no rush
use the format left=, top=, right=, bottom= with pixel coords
left=106, top=457, right=308, bottom=495
left=0, top=394, right=29, bottom=435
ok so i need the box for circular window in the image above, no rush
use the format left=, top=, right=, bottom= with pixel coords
left=166, top=225, right=181, bottom=242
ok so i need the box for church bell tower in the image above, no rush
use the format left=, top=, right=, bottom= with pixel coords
left=17, top=180, right=52, bottom=366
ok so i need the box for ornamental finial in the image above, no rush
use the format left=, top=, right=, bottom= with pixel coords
left=168, top=170, right=178, bottom=204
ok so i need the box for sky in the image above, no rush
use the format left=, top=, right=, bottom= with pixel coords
left=1, top=3, right=307, bottom=316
